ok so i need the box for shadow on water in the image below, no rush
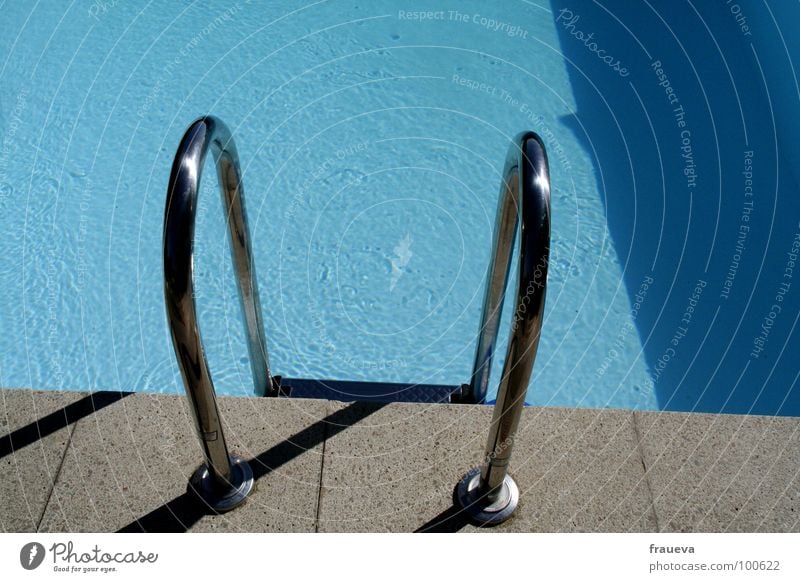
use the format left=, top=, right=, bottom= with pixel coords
left=549, top=0, right=800, bottom=414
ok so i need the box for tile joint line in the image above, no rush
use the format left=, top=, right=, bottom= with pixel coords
left=36, top=417, right=76, bottom=532
left=313, top=408, right=330, bottom=533
left=632, top=411, right=660, bottom=532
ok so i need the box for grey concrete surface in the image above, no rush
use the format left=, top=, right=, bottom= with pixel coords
left=0, top=388, right=798, bottom=532
left=38, top=392, right=199, bottom=532
left=489, top=407, right=657, bottom=532
left=316, top=400, right=489, bottom=532
left=190, top=396, right=328, bottom=532
left=636, top=411, right=800, bottom=532
left=36, top=392, right=327, bottom=532
left=316, top=404, right=656, bottom=532
left=0, top=390, right=89, bottom=532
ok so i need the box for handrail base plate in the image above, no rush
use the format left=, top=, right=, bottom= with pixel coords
left=455, top=467, right=519, bottom=526
left=189, top=454, right=254, bottom=513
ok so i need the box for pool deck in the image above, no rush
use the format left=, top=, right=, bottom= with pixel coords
left=1, top=387, right=798, bottom=532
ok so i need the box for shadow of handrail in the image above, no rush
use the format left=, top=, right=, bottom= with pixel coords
left=414, top=504, right=473, bottom=533
left=118, top=401, right=385, bottom=533
left=0, top=391, right=132, bottom=460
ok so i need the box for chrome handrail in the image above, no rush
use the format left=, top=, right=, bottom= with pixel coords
left=163, top=116, right=275, bottom=511
left=455, top=131, right=550, bottom=525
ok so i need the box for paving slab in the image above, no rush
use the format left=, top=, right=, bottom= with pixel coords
left=38, top=392, right=328, bottom=532
left=0, top=389, right=90, bottom=532
left=5, top=387, right=800, bottom=533
left=635, top=411, right=800, bottom=532
left=316, top=400, right=487, bottom=532
left=497, top=407, right=657, bottom=532
left=190, top=396, right=328, bottom=532
left=317, top=403, right=656, bottom=532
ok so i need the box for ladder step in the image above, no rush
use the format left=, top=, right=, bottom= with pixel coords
left=278, top=378, right=460, bottom=404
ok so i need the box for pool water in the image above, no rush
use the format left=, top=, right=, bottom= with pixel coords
left=1, top=1, right=798, bottom=415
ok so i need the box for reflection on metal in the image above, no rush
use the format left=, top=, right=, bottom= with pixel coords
left=456, top=132, right=551, bottom=525
left=163, top=116, right=276, bottom=511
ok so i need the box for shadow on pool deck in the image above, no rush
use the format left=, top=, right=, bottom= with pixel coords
left=118, top=401, right=386, bottom=533
left=414, top=500, right=474, bottom=533
left=4, top=389, right=797, bottom=532
left=0, top=391, right=132, bottom=460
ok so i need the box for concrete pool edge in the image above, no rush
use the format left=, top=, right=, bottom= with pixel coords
left=1, top=388, right=797, bottom=532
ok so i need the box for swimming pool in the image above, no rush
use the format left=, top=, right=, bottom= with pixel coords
left=1, top=1, right=798, bottom=415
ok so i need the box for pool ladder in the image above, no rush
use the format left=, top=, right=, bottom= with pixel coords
left=163, top=116, right=550, bottom=524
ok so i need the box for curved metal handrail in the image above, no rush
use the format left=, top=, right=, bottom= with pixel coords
left=163, top=116, right=275, bottom=510
left=456, top=131, right=550, bottom=525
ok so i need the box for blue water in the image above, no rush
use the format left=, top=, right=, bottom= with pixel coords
left=1, top=1, right=798, bottom=415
